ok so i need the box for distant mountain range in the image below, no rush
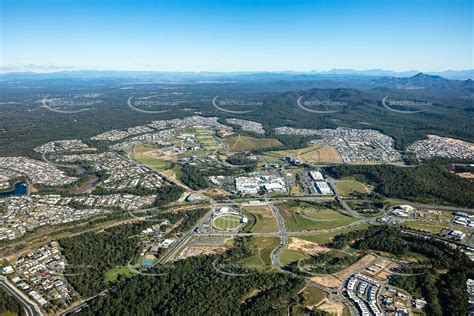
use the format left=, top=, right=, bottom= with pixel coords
left=0, top=69, right=473, bottom=80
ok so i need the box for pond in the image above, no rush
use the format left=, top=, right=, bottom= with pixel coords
left=0, top=182, right=28, bottom=197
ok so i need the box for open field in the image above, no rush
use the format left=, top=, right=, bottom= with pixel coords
left=403, top=221, right=470, bottom=234
left=281, top=206, right=358, bottom=232
left=262, top=144, right=342, bottom=164
left=212, top=215, right=242, bottom=230
left=301, top=286, right=326, bottom=307
left=334, top=178, right=368, bottom=196
left=132, top=143, right=173, bottom=169
left=313, top=298, right=346, bottom=316
left=279, top=248, right=310, bottom=265
left=104, top=266, right=136, bottom=283
left=287, top=237, right=330, bottom=256
left=222, top=134, right=282, bottom=152
left=238, top=237, right=280, bottom=269
left=178, top=245, right=226, bottom=259
left=297, top=223, right=370, bottom=245
left=244, top=206, right=279, bottom=233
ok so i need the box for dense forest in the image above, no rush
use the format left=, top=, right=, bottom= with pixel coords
left=78, top=237, right=306, bottom=316
left=59, top=208, right=208, bottom=297
left=287, top=251, right=358, bottom=275
left=324, top=163, right=474, bottom=207
left=180, top=165, right=211, bottom=190
left=1, top=75, right=473, bottom=156
left=0, top=287, right=26, bottom=316
left=329, top=226, right=474, bottom=315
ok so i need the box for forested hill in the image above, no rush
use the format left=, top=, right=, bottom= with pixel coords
left=0, top=74, right=473, bottom=155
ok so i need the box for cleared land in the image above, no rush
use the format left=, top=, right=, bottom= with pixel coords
left=212, top=215, right=242, bottom=230
left=334, top=178, right=368, bottom=196
left=263, top=144, right=342, bottom=164
left=223, top=134, right=282, bottom=152
left=301, top=286, right=326, bottom=308
left=403, top=221, right=470, bottom=234
left=244, top=206, right=279, bottom=233
left=287, top=237, right=330, bottom=256
left=313, top=298, right=345, bottom=316
left=238, top=237, right=280, bottom=269
left=179, top=245, right=226, bottom=259
left=104, top=266, right=136, bottom=283
left=310, top=253, right=377, bottom=288
left=298, top=223, right=370, bottom=245
left=280, top=248, right=309, bottom=265
left=132, top=143, right=173, bottom=169
left=282, top=206, right=357, bottom=232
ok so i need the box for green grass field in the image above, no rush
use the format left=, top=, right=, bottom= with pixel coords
left=297, top=223, right=370, bottom=245
left=223, top=134, right=282, bottom=152
left=104, top=266, right=136, bottom=283
left=238, top=237, right=280, bottom=269
left=334, top=178, right=368, bottom=196
left=285, top=207, right=357, bottom=232
left=279, top=248, right=310, bottom=265
left=244, top=206, right=279, bottom=233
left=212, top=215, right=242, bottom=230
left=131, top=143, right=173, bottom=170
left=402, top=221, right=470, bottom=234
left=301, top=286, right=326, bottom=306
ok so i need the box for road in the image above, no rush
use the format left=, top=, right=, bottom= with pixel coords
left=0, top=276, right=43, bottom=316
left=59, top=289, right=109, bottom=316
left=157, top=206, right=215, bottom=265
left=268, top=202, right=288, bottom=271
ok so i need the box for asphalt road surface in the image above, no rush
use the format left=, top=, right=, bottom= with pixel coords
left=0, top=276, right=43, bottom=316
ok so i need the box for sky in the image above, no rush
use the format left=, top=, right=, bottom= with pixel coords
left=0, top=0, right=472, bottom=72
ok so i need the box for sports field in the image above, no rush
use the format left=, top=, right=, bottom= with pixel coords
left=223, top=134, right=282, bottom=152
left=212, top=215, right=242, bottom=230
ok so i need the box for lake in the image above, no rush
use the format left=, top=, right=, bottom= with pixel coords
left=0, top=182, right=28, bottom=197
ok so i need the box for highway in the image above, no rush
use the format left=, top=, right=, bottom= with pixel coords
left=157, top=205, right=215, bottom=265
left=268, top=202, right=288, bottom=272
left=0, top=276, right=43, bottom=316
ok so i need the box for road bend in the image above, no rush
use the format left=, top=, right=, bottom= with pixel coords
left=0, top=276, right=43, bottom=316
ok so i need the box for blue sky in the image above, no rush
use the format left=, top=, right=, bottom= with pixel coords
left=1, top=0, right=472, bottom=72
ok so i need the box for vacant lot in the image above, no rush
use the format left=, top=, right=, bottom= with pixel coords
left=402, top=221, right=470, bottom=234
left=297, top=223, right=370, bottom=245
left=132, top=143, right=173, bottom=169
left=281, top=206, right=357, bottom=232
left=223, top=134, right=282, bottom=152
left=310, top=253, right=377, bottom=288
left=279, top=248, right=309, bottom=265
left=263, top=145, right=341, bottom=164
left=104, top=266, right=136, bottom=283
left=238, top=237, right=280, bottom=269
left=334, top=178, right=368, bottom=196
left=244, top=206, right=279, bottom=233
left=287, top=237, right=330, bottom=256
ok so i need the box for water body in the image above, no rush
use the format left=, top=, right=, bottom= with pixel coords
left=0, top=182, right=28, bottom=197
left=74, top=175, right=99, bottom=194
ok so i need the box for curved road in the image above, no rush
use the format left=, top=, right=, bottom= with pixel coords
left=0, top=276, right=42, bottom=316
